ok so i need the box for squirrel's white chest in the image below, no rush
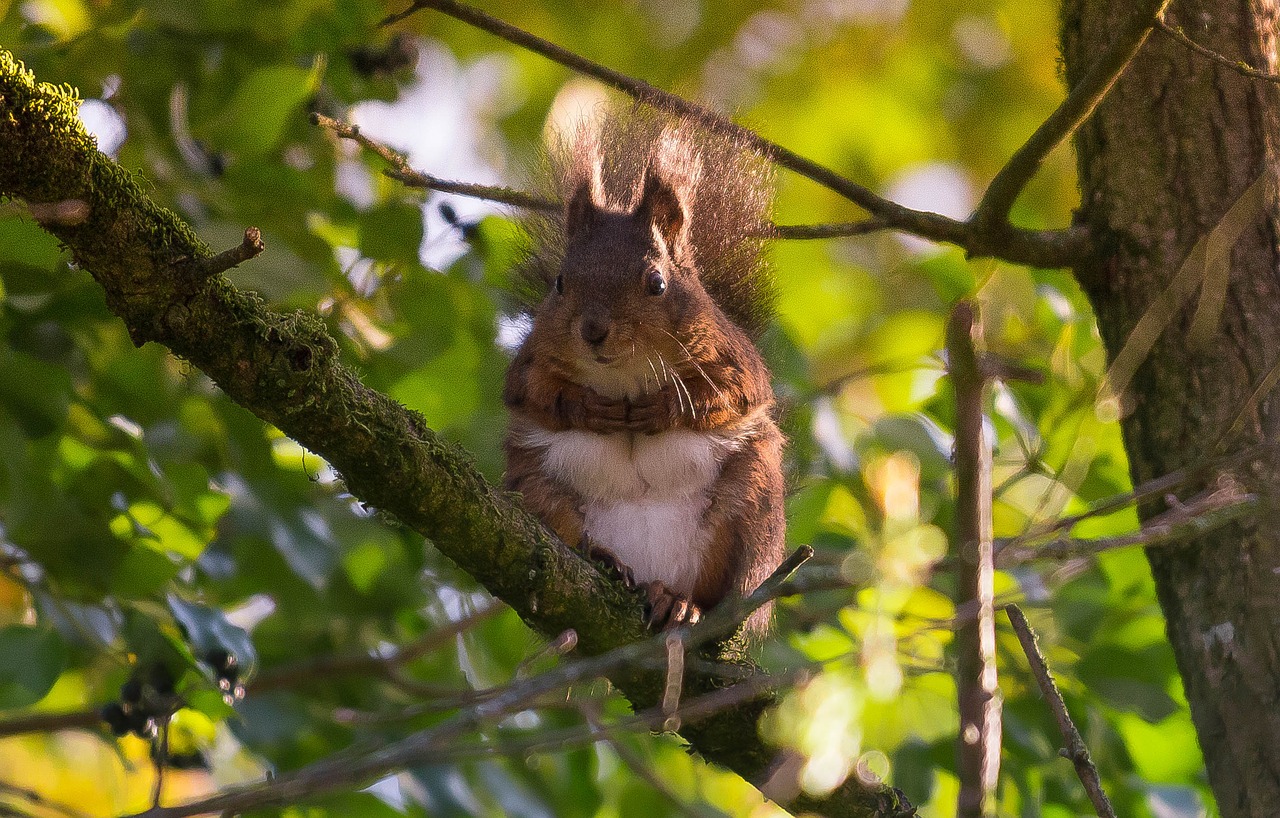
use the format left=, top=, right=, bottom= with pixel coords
left=523, top=429, right=731, bottom=594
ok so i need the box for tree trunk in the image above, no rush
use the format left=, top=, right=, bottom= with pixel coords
left=1064, top=1, right=1280, bottom=815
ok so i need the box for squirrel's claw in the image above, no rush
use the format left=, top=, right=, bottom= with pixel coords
left=644, top=581, right=702, bottom=630
left=587, top=542, right=637, bottom=590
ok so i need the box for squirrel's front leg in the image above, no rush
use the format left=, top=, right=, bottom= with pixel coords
left=503, top=440, right=587, bottom=547
left=504, top=351, right=634, bottom=434
left=505, top=437, right=638, bottom=590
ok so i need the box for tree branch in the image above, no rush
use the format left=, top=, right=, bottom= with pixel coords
left=0, top=51, right=908, bottom=818
left=997, top=480, right=1256, bottom=565
left=971, top=0, right=1172, bottom=232
left=947, top=302, right=1001, bottom=817
left=1005, top=605, right=1116, bottom=818
left=382, top=0, right=1088, bottom=268
left=314, top=113, right=892, bottom=241
left=124, top=549, right=816, bottom=818
left=1155, top=17, right=1280, bottom=84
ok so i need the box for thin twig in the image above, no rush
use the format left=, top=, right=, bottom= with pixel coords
left=768, top=219, right=890, bottom=239
left=315, top=113, right=891, bottom=241
left=971, top=0, right=1172, bottom=231
left=0, top=780, right=94, bottom=818
left=1005, top=605, right=1116, bottom=818
left=947, top=301, right=1001, bottom=818
left=313, top=113, right=557, bottom=210
left=124, top=548, right=814, bottom=818
left=253, top=602, right=502, bottom=693
left=381, top=0, right=1088, bottom=268
left=151, top=714, right=171, bottom=809
left=1156, top=18, right=1280, bottom=83
left=581, top=700, right=726, bottom=818
left=196, top=227, right=265, bottom=278
left=998, top=481, right=1256, bottom=565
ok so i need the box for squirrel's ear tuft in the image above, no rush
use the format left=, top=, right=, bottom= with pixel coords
left=564, top=177, right=600, bottom=237
left=637, top=166, right=689, bottom=255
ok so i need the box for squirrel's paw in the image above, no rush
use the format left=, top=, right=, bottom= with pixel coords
left=622, top=391, right=675, bottom=434
left=578, top=390, right=632, bottom=434
left=644, top=581, right=703, bottom=630
left=586, top=541, right=637, bottom=590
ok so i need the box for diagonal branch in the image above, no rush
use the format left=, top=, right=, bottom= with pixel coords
left=970, top=0, right=1172, bottom=232
left=1155, top=17, right=1280, bottom=84
left=0, top=51, right=909, bottom=818
left=314, top=113, right=891, bottom=240
left=382, top=0, right=1089, bottom=268
left=1005, top=605, right=1116, bottom=818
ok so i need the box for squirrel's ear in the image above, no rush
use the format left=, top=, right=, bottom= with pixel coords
left=637, top=167, right=689, bottom=254
left=564, top=179, right=598, bottom=237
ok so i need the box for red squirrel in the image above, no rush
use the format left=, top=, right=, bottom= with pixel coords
left=503, top=114, right=785, bottom=637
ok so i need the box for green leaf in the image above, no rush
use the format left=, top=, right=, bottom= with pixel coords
left=205, top=61, right=322, bottom=158
left=167, top=594, right=259, bottom=678
left=359, top=203, right=424, bottom=262
left=0, top=626, right=66, bottom=709
left=0, top=347, right=71, bottom=437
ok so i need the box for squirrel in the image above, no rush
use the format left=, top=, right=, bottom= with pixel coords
left=503, top=110, right=786, bottom=638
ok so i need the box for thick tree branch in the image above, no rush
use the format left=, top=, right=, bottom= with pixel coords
left=971, top=0, right=1172, bottom=231
left=382, top=0, right=1088, bottom=268
left=0, top=52, right=909, bottom=818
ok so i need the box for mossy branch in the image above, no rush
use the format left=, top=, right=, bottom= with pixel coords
left=0, top=51, right=909, bottom=818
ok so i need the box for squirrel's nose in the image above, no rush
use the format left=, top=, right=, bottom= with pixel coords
left=581, top=317, right=610, bottom=346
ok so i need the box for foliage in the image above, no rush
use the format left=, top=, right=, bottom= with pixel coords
left=0, top=1, right=1212, bottom=817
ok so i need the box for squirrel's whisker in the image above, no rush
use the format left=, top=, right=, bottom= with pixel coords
left=660, top=328, right=724, bottom=405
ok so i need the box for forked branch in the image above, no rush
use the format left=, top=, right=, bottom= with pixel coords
left=971, top=0, right=1173, bottom=232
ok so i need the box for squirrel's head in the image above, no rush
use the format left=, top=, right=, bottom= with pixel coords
left=537, top=160, right=717, bottom=395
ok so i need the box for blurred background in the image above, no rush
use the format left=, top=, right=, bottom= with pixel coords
left=0, top=0, right=1210, bottom=816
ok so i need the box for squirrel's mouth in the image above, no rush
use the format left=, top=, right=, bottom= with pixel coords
left=592, top=353, right=620, bottom=365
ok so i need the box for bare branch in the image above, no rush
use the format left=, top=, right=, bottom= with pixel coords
left=947, top=301, right=1001, bottom=817
left=125, top=549, right=818, bottom=818
left=998, top=480, right=1256, bottom=565
left=971, top=0, right=1172, bottom=231
left=768, top=219, right=890, bottom=240
left=0, top=708, right=101, bottom=739
left=381, top=0, right=1088, bottom=267
left=1005, top=605, right=1116, bottom=818
left=313, top=113, right=557, bottom=210
left=254, top=602, right=501, bottom=692
left=0, top=780, right=94, bottom=818
left=195, top=227, right=265, bottom=278
left=1156, top=18, right=1280, bottom=83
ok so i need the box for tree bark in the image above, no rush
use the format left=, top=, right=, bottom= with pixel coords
left=1064, top=1, right=1280, bottom=815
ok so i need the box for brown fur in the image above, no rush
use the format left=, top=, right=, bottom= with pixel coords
left=504, top=109, right=786, bottom=638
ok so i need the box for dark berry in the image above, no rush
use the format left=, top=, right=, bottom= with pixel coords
left=101, top=703, right=129, bottom=737
left=204, top=649, right=235, bottom=675
left=127, top=710, right=155, bottom=739
left=120, top=677, right=143, bottom=704
left=148, top=664, right=175, bottom=696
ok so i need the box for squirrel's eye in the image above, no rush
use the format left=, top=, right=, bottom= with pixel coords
left=646, top=271, right=667, bottom=296
left=555, top=274, right=564, bottom=294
